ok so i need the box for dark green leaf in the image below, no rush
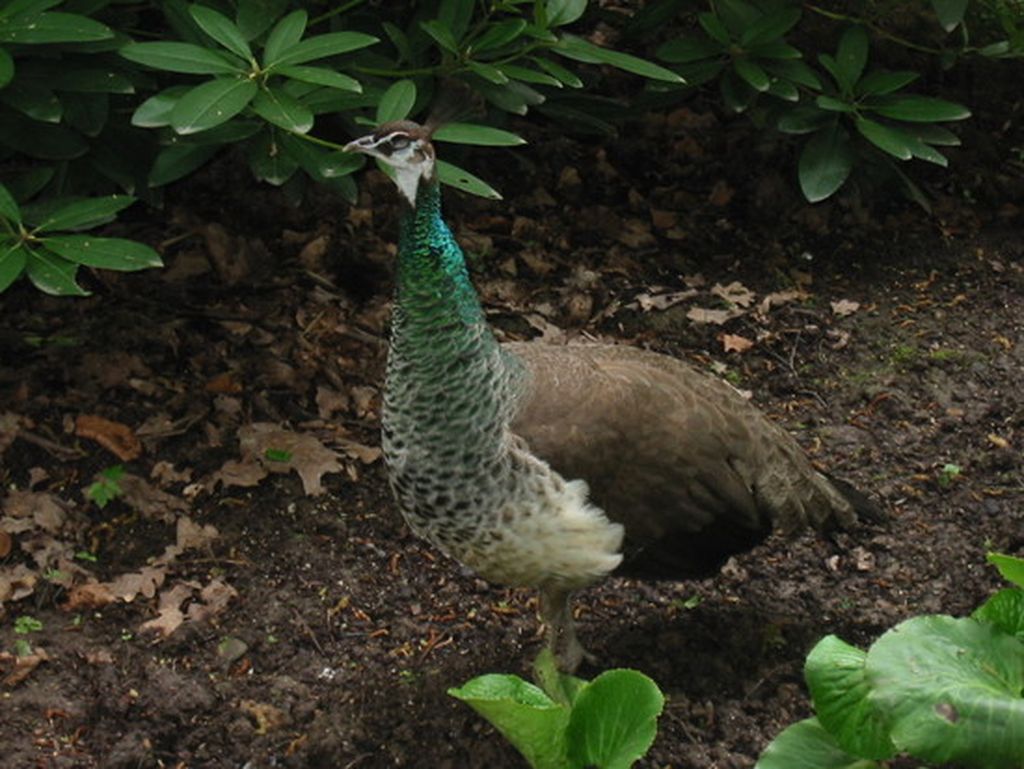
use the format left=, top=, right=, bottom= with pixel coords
left=0, top=106, right=87, bottom=159
left=816, top=94, right=855, bottom=112
left=746, top=40, right=801, bottom=60
left=44, top=235, right=162, bottom=270
left=856, top=70, right=919, bottom=96
left=906, top=123, right=960, bottom=146
left=656, top=36, right=723, bottom=64
left=475, top=79, right=543, bottom=115
left=871, top=95, right=971, bottom=122
left=149, top=142, right=221, bottom=186
left=767, top=78, right=798, bottom=102
left=974, top=588, right=1024, bottom=641
left=555, top=34, right=684, bottom=83
left=381, top=21, right=412, bottom=63
left=754, top=718, right=876, bottom=769
left=720, top=68, right=756, bottom=112
left=989, top=552, right=1024, bottom=588
left=733, top=58, right=770, bottom=91
left=546, top=0, right=586, bottom=27
left=59, top=91, right=107, bottom=137
left=170, top=77, right=258, bottom=134
left=0, top=82, right=62, bottom=122
left=131, top=85, right=191, bottom=127
left=856, top=117, right=913, bottom=160
left=740, top=6, right=801, bottom=47
left=190, top=4, right=252, bottom=61
left=263, top=9, right=306, bottom=65
left=55, top=69, right=134, bottom=94
left=437, top=159, right=501, bottom=199
left=0, top=243, right=27, bottom=292
left=471, top=18, right=526, bottom=52
left=25, top=247, right=88, bottom=295
left=799, top=124, right=852, bottom=202
left=236, top=0, right=288, bottom=40
left=932, top=0, right=968, bottom=32
left=764, top=58, right=821, bottom=89
left=432, top=123, right=525, bottom=146
left=317, top=151, right=363, bottom=180
left=251, top=85, right=313, bottom=133
left=0, top=46, right=14, bottom=89
left=908, top=138, right=948, bottom=166
left=0, top=11, right=111, bottom=43
left=420, top=19, right=459, bottom=53
left=0, top=183, right=21, bottom=223
left=438, top=0, right=473, bottom=42
left=717, top=0, right=761, bottom=35
left=805, top=636, right=896, bottom=759
left=375, top=79, right=416, bottom=123
left=120, top=42, right=244, bottom=74
left=818, top=53, right=845, bottom=92
left=33, top=195, right=134, bottom=232
left=467, top=60, right=508, bottom=84
left=268, top=31, right=378, bottom=67
left=698, top=12, right=731, bottom=46
left=278, top=65, right=361, bottom=92
left=531, top=57, right=582, bottom=87
left=835, top=26, right=869, bottom=90
left=498, top=64, right=561, bottom=87
left=247, top=129, right=299, bottom=185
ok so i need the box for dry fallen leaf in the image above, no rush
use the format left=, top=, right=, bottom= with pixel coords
left=711, top=281, right=755, bottom=308
left=0, top=531, right=10, bottom=558
left=239, top=700, right=290, bottom=734
left=174, top=515, right=219, bottom=552
left=75, top=415, right=142, bottom=461
left=830, top=299, right=861, bottom=317
left=2, top=490, right=68, bottom=533
left=64, top=581, right=118, bottom=611
left=238, top=423, right=343, bottom=496
left=987, top=433, right=1010, bottom=449
left=1, top=646, right=49, bottom=688
left=316, top=386, right=350, bottom=419
left=0, top=564, right=38, bottom=610
left=758, top=289, right=808, bottom=314
left=206, top=372, right=243, bottom=394
left=209, top=458, right=268, bottom=492
left=687, top=307, right=742, bottom=325
left=117, top=474, right=190, bottom=523
left=635, top=288, right=698, bottom=312
left=140, top=582, right=193, bottom=637
left=0, top=412, right=20, bottom=456
left=721, top=333, right=755, bottom=353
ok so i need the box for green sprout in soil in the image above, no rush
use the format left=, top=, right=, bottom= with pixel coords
left=449, top=650, right=664, bottom=769
left=86, top=464, right=124, bottom=508
left=756, top=552, right=1024, bottom=769
left=937, top=462, right=962, bottom=488
left=14, top=615, right=43, bottom=634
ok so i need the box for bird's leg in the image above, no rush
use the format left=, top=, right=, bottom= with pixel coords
left=538, top=585, right=595, bottom=674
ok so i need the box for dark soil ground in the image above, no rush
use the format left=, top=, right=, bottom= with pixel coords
left=2, top=85, right=1023, bottom=768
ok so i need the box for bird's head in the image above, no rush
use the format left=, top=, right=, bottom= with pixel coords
left=344, top=120, right=436, bottom=207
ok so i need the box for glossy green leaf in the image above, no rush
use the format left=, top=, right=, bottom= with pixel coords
left=0, top=107, right=87, bottom=159
left=740, top=6, right=801, bottom=47
left=566, top=669, right=664, bottom=769
left=698, top=12, right=731, bottom=45
left=733, top=58, right=770, bottom=91
left=805, top=636, right=896, bottom=759
left=764, top=58, right=821, bottom=89
left=657, top=36, right=723, bottom=64
left=720, top=68, right=756, bottom=112
left=532, top=57, right=583, bottom=87
left=190, top=4, right=252, bottom=61
left=835, top=26, right=869, bottom=90
left=0, top=183, right=21, bottom=223
left=437, top=0, right=473, bottom=42
left=546, top=0, right=586, bottom=27
left=376, top=79, right=416, bottom=123
left=437, top=159, right=501, bottom=199
left=989, top=552, right=1024, bottom=588
left=43, top=235, right=162, bottom=271
left=856, top=117, right=913, bottom=160
left=908, top=138, right=948, bottom=166
left=34, top=195, right=135, bottom=232
left=25, top=247, right=88, bottom=295
left=0, top=243, right=27, bottom=292
left=247, top=129, right=299, bottom=185
left=907, top=123, right=960, bottom=146
left=555, top=34, right=684, bottom=83
left=0, top=82, right=61, bottom=122
left=170, top=77, right=257, bottom=135
left=120, top=42, right=244, bottom=74
left=932, top=0, right=969, bottom=32
left=0, top=11, right=111, bottom=43
left=799, top=124, right=852, bottom=202
left=746, top=40, right=801, bottom=60
left=974, top=588, right=1024, bottom=641
left=268, top=31, right=378, bottom=67
left=471, top=18, right=526, bottom=52
left=856, top=70, right=919, bottom=96
left=816, top=94, right=855, bottom=112
left=449, top=675, right=569, bottom=769
left=54, top=69, right=133, bottom=94
left=0, top=46, right=14, bottom=89
left=467, top=60, right=509, bottom=84
left=131, top=85, right=190, bottom=127
left=251, top=86, right=313, bottom=133
left=498, top=64, right=562, bottom=87
left=755, top=718, right=878, bottom=769
left=867, top=615, right=1024, bottom=767
left=149, top=142, right=221, bottom=186
left=277, top=65, right=361, bottom=92
left=871, top=95, right=971, bottom=122
left=767, top=78, right=798, bottom=101
left=236, top=0, right=288, bottom=40
left=420, top=19, right=459, bottom=53
left=433, top=122, right=525, bottom=146
left=263, top=9, right=306, bottom=65
left=61, top=91, right=108, bottom=138
left=317, top=151, right=363, bottom=180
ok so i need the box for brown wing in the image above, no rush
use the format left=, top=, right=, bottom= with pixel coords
left=505, top=342, right=856, bottom=580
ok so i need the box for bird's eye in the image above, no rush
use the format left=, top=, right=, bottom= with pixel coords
left=389, top=136, right=411, bottom=151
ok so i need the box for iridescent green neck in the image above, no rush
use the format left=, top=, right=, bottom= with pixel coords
left=391, top=179, right=491, bottom=354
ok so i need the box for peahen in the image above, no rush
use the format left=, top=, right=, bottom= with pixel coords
left=344, top=120, right=876, bottom=672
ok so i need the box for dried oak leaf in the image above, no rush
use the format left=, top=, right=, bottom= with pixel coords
left=2, top=490, right=68, bottom=533
left=635, top=288, right=698, bottom=312
left=238, top=423, right=343, bottom=496
left=139, top=582, right=194, bottom=637
left=1, top=646, right=49, bottom=688
left=118, top=474, right=189, bottom=523
left=75, top=415, right=142, bottom=461
left=185, top=579, right=237, bottom=623
left=0, top=564, right=38, bottom=609
left=831, top=299, right=861, bottom=317
left=687, top=307, right=742, bottom=325
left=721, top=333, right=755, bottom=353
left=239, top=700, right=290, bottom=734
left=711, top=281, right=755, bottom=308
left=208, top=458, right=268, bottom=492
left=64, top=581, right=118, bottom=610
left=758, top=289, right=808, bottom=314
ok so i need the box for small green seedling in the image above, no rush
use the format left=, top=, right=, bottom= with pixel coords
left=937, top=462, right=962, bottom=488
left=14, top=615, right=43, bottom=634
left=86, top=465, right=125, bottom=508
left=75, top=550, right=98, bottom=563
left=755, top=552, right=1024, bottom=769
left=449, top=650, right=664, bottom=769
left=264, top=448, right=293, bottom=462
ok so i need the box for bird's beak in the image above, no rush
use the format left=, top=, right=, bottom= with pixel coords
left=343, top=135, right=376, bottom=154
